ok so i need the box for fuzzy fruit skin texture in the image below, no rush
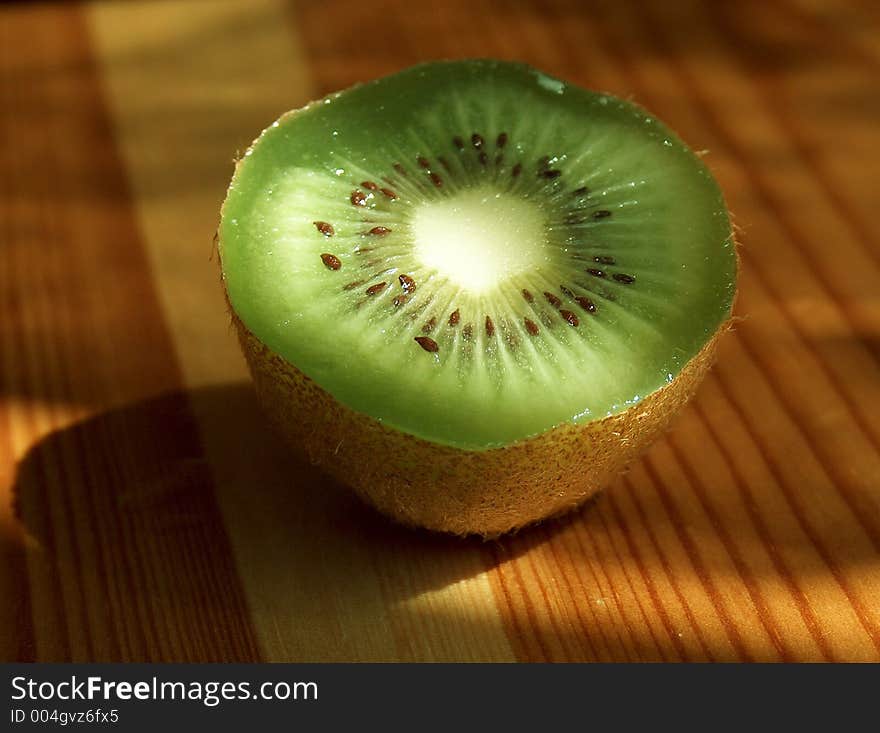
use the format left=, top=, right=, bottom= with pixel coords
left=232, top=309, right=725, bottom=537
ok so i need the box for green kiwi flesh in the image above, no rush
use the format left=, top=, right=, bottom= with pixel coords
left=219, top=60, right=737, bottom=536
left=220, top=60, right=735, bottom=453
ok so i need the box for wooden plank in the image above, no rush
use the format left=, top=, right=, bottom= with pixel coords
left=0, top=2, right=261, bottom=661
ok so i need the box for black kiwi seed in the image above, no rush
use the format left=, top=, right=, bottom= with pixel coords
left=592, top=209, right=612, bottom=219
left=350, top=190, right=368, bottom=207
left=399, top=274, right=416, bottom=293
left=414, top=336, right=438, bottom=353
left=522, top=289, right=534, bottom=303
left=471, top=133, right=484, bottom=149
left=496, top=132, right=508, bottom=148
left=361, top=180, right=378, bottom=191
left=512, top=163, right=522, bottom=178
left=393, top=163, right=408, bottom=177
left=560, top=310, right=579, bottom=327
left=544, top=291, right=561, bottom=308
left=485, top=316, right=495, bottom=337
left=314, top=221, right=335, bottom=236
left=573, top=186, right=589, bottom=196
left=417, top=156, right=430, bottom=169
left=320, top=253, right=341, bottom=270
left=576, top=296, right=597, bottom=313
left=449, top=308, right=460, bottom=326
left=453, top=136, right=464, bottom=150
left=380, top=187, right=398, bottom=200
left=368, top=226, right=391, bottom=236
left=594, top=255, right=616, bottom=265
left=613, top=273, right=635, bottom=284
left=366, top=282, right=387, bottom=295
left=541, top=169, right=562, bottom=179
left=430, top=172, right=443, bottom=187
left=524, top=318, right=539, bottom=336
left=587, top=268, right=606, bottom=278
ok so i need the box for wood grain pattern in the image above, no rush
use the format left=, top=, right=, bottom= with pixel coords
left=1, top=0, right=878, bottom=661
left=0, top=1, right=261, bottom=662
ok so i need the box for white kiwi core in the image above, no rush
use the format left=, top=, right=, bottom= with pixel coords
left=412, top=188, right=549, bottom=294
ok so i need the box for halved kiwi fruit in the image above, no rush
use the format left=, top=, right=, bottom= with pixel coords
left=219, top=59, right=737, bottom=537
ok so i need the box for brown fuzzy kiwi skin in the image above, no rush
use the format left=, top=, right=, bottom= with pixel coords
left=217, top=79, right=739, bottom=538
left=229, top=305, right=728, bottom=538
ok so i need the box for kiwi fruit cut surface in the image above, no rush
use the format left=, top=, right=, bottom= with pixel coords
left=219, top=59, right=737, bottom=537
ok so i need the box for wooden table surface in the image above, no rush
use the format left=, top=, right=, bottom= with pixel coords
left=2, top=0, right=879, bottom=663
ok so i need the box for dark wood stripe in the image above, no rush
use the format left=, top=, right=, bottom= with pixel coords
left=0, top=3, right=262, bottom=661
left=772, top=0, right=880, bottom=73
left=721, top=333, right=880, bottom=654
left=599, top=499, right=686, bottom=661
left=0, top=68, right=71, bottom=661
left=0, top=248, right=36, bottom=660
left=708, top=2, right=879, bottom=258
left=24, top=446, right=74, bottom=661
left=52, top=436, right=108, bottom=661
left=565, top=523, right=641, bottom=661
left=702, top=0, right=880, bottom=448
left=592, top=511, right=675, bottom=661
left=0, top=407, right=36, bottom=662
left=737, top=280, right=880, bottom=551
left=540, top=530, right=606, bottom=661
left=641, top=459, right=753, bottom=661
left=665, top=431, right=791, bottom=660
left=621, top=479, right=717, bottom=662
left=545, top=526, right=628, bottom=661
left=692, top=398, right=835, bottom=661
left=518, top=541, right=578, bottom=661
left=487, top=545, right=555, bottom=662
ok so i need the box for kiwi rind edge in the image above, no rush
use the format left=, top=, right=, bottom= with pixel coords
left=230, top=306, right=728, bottom=538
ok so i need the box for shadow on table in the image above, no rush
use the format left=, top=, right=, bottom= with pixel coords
left=11, top=382, right=569, bottom=661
